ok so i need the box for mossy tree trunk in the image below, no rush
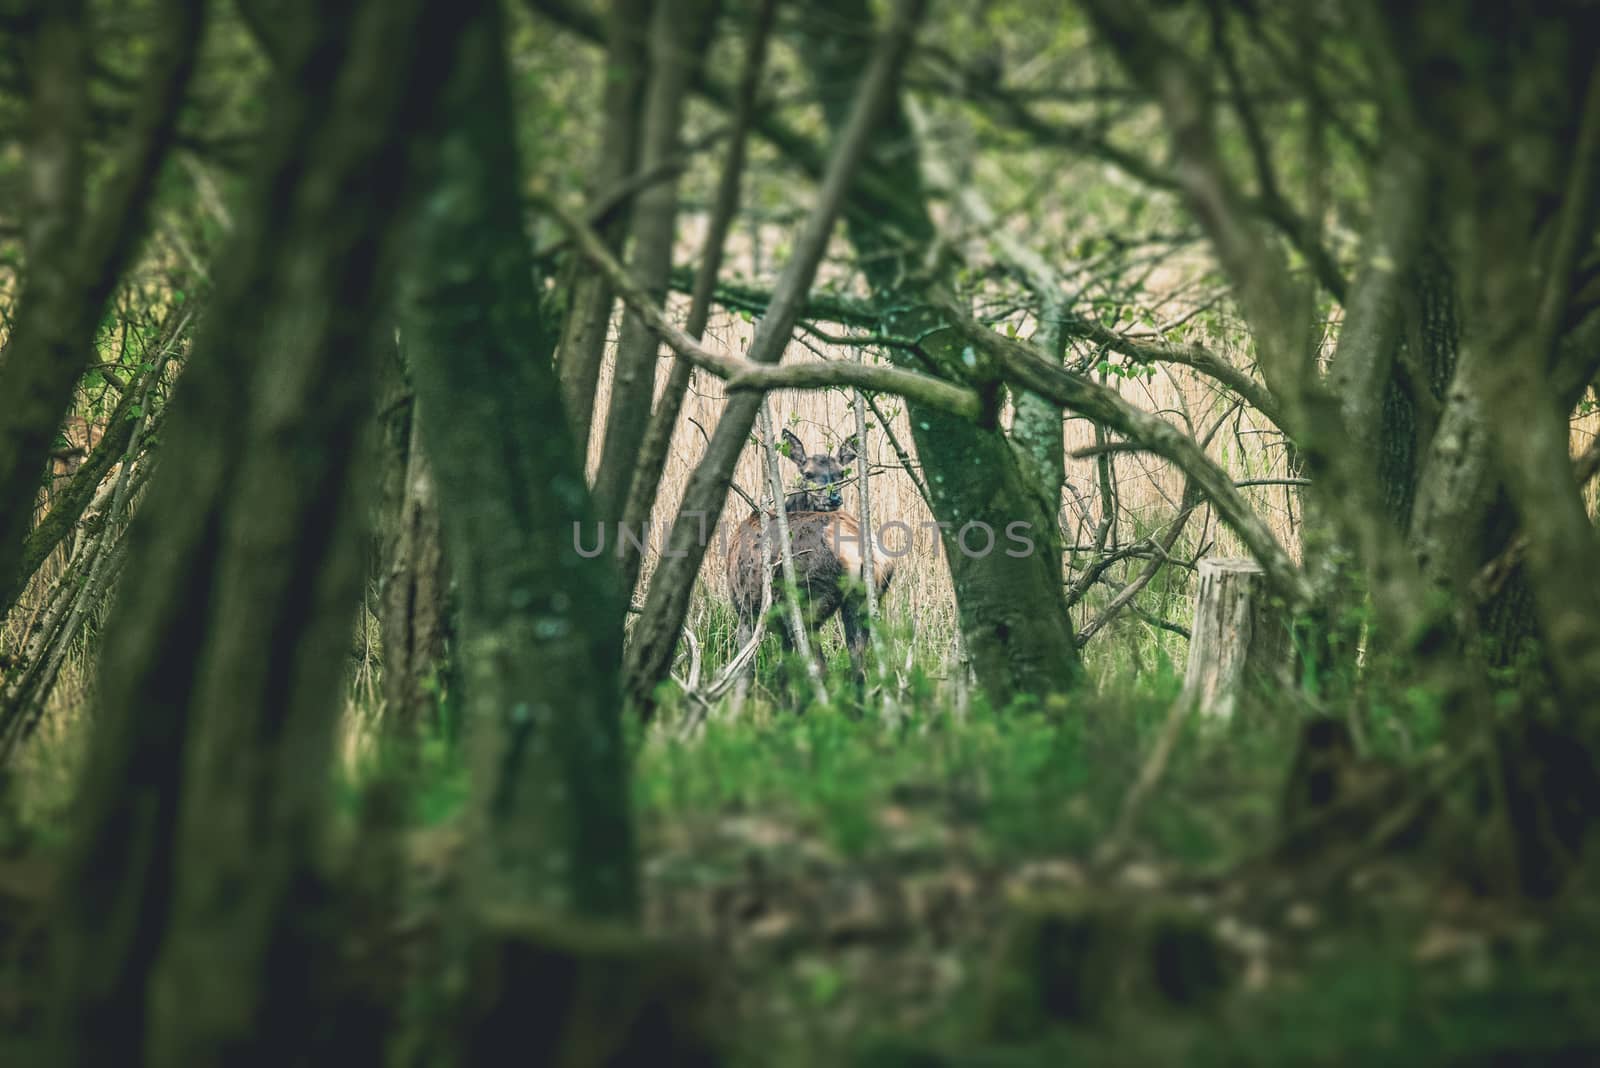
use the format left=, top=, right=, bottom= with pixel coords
left=401, top=1, right=636, bottom=918
left=49, top=3, right=474, bottom=1065
left=1298, top=242, right=1459, bottom=692
left=374, top=346, right=451, bottom=755
left=802, top=0, right=1085, bottom=705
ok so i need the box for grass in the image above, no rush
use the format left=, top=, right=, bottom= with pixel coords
left=633, top=684, right=1280, bottom=865
left=8, top=601, right=1592, bottom=1068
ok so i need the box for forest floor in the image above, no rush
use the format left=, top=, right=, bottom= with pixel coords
left=5, top=680, right=1600, bottom=1065
left=621, top=688, right=1600, bottom=1067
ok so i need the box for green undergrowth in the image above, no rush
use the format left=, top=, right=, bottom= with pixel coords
left=632, top=678, right=1296, bottom=868
left=382, top=651, right=1313, bottom=869
left=856, top=936, right=1600, bottom=1068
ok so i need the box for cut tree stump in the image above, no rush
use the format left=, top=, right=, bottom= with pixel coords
left=1181, top=557, right=1290, bottom=719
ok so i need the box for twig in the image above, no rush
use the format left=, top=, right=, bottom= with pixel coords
left=0, top=340, right=169, bottom=757
left=852, top=363, right=896, bottom=708
left=861, top=392, right=930, bottom=505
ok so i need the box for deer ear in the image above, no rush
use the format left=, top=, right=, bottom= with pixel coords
left=781, top=428, right=806, bottom=466
left=836, top=435, right=859, bottom=465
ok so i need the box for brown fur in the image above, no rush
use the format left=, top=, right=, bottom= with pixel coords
left=727, top=510, right=895, bottom=627
left=728, top=429, right=895, bottom=695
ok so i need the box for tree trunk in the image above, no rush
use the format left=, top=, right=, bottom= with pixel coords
left=1009, top=336, right=1069, bottom=562
left=0, top=0, right=203, bottom=617
left=613, top=0, right=776, bottom=602
left=801, top=0, right=1085, bottom=705
left=621, top=0, right=924, bottom=716
left=554, top=0, right=651, bottom=455
left=591, top=0, right=717, bottom=523
left=374, top=348, right=450, bottom=753
left=1, top=352, right=163, bottom=623
left=1293, top=237, right=1454, bottom=695
left=1181, top=558, right=1291, bottom=719
left=50, top=4, right=471, bottom=1065
left=402, top=1, right=636, bottom=918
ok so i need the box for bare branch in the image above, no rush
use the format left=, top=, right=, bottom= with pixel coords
left=616, top=0, right=779, bottom=598
left=544, top=197, right=981, bottom=419
left=947, top=300, right=1311, bottom=607
left=622, top=0, right=929, bottom=713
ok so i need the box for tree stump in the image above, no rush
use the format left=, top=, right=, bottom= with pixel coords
left=1181, top=558, right=1290, bottom=719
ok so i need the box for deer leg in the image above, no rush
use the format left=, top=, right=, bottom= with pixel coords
left=841, top=595, right=869, bottom=699
left=773, top=613, right=800, bottom=708
left=807, top=612, right=830, bottom=687
left=731, top=614, right=755, bottom=713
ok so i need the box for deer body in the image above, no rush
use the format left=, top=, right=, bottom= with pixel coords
left=726, top=430, right=894, bottom=694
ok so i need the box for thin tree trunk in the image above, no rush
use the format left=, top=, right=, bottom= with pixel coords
left=554, top=0, right=652, bottom=454
left=592, top=0, right=719, bottom=523
left=0, top=313, right=187, bottom=622
left=0, top=353, right=164, bottom=756
left=614, top=0, right=777, bottom=601
left=622, top=0, right=927, bottom=715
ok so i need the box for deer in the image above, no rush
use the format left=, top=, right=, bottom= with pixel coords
left=726, top=427, right=895, bottom=698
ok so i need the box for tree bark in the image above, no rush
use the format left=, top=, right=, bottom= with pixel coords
left=592, top=0, right=718, bottom=523
left=1181, top=558, right=1291, bottom=719
left=401, top=2, right=637, bottom=918
left=801, top=0, right=1086, bottom=706
left=50, top=4, right=472, bottom=1065
left=554, top=0, right=652, bottom=454
left=374, top=348, right=449, bottom=752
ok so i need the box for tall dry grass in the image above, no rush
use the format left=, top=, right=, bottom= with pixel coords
left=587, top=288, right=1298, bottom=676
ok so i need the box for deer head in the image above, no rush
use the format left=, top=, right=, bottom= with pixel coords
left=780, top=428, right=857, bottom=512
